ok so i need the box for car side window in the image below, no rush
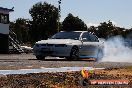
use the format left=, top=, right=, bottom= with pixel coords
left=82, top=32, right=91, bottom=42
left=89, top=34, right=99, bottom=42
left=82, top=32, right=99, bottom=42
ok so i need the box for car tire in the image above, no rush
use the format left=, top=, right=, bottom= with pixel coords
left=70, top=46, right=79, bottom=60
left=36, top=55, right=45, bottom=60
left=96, top=49, right=103, bottom=62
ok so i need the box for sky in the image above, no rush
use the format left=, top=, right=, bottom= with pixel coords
left=0, top=0, right=132, bottom=29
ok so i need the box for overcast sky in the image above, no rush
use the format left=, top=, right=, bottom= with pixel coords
left=0, top=0, right=132, bottom=28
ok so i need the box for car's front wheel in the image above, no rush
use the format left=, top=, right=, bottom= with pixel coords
left=36, top=55, right=45, bottom=60
left=70, top=46, right=79, bottom=60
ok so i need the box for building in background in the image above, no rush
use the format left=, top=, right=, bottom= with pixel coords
left=0, top=7, right=13, bottom=53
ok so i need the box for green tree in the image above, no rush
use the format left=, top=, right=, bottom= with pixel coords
left=62, top=13, right=87, bottom=31
left=88, top=26, right=98, bottom=35
left=124, top=28, right=132, bottom=38
left=97, top=20, right=115, bottom=38
left=29, top=2, right=59, bottom=42
left=112, top=27, right=126, bottom=37
left=10, top=18, right=29, bottom=43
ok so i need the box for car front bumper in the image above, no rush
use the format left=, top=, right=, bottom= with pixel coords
left=33, top=46, right=72, bottom=57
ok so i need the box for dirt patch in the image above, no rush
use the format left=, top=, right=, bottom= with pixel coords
left=0, top=67, right=132, bottom=88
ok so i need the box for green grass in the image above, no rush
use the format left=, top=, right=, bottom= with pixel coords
left=124, top=66, right=132, bottom=70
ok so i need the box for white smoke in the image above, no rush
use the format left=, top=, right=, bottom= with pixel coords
left=102, top=35, right=132, bottom=62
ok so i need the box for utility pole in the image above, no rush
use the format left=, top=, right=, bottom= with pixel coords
left=58, top=0, right=61, bottom=32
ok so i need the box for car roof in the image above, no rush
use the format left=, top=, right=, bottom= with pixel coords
left=59, top=31, right=98, bottom=38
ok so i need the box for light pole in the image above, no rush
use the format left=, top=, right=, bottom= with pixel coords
left=58, top=0, right=61, bottom=32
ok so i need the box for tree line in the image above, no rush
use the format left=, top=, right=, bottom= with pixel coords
left=10, top=2, right=132, bottom=45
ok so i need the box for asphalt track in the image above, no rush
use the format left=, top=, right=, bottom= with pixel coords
left=0, top=53, right=132, bottom=70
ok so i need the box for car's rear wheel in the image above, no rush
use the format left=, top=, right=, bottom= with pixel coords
left=36, top=55, right=45, bottom=60
left=70, top=46, right=79, bottom=60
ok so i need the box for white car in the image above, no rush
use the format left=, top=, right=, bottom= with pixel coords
left=33, top=31, right=104, bottom=61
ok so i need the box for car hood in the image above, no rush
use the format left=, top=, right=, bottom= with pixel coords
left=36, top=39, right=80, bottom=44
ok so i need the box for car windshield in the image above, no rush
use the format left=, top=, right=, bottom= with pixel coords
left=51, top=32, right=81, bottom=40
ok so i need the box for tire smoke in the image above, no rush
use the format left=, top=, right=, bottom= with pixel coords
left=102, top=36, right=132, bottom=62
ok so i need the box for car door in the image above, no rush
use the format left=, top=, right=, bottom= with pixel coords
left=80, top=32, right=99, bottom=58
